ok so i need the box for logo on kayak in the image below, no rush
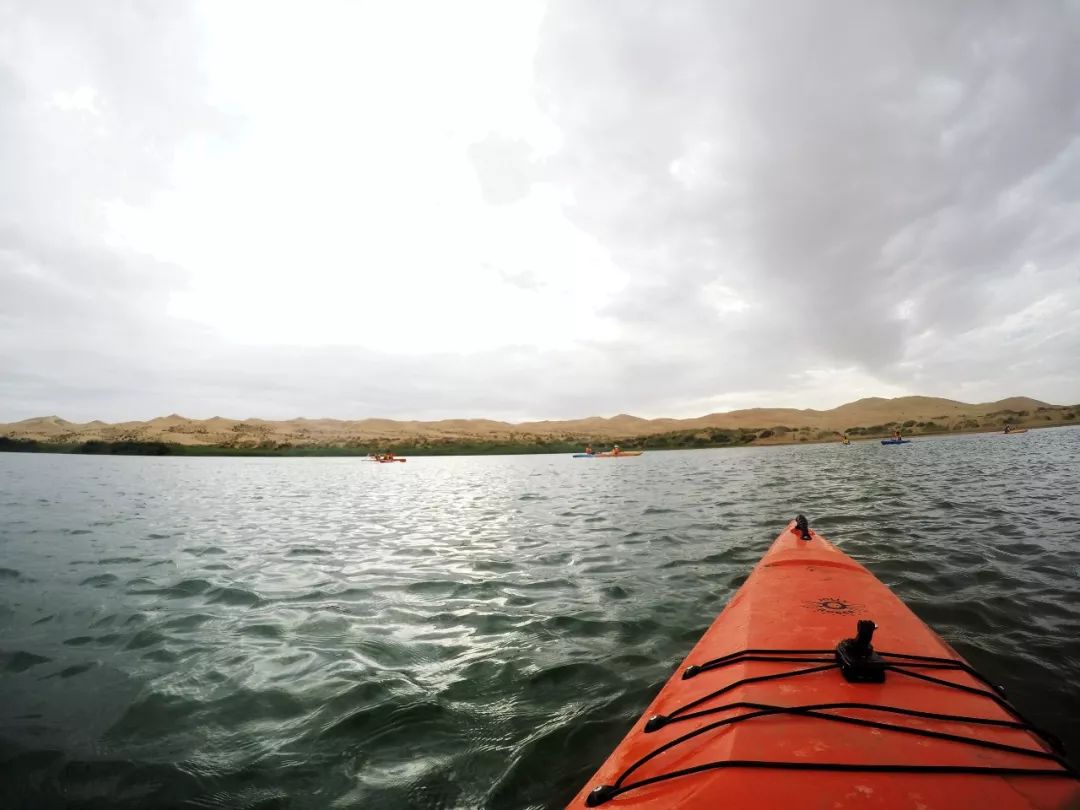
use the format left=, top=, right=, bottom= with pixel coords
left=805, top=596, right=865, bottom=615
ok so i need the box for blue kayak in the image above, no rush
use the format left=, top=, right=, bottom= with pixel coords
left=880, top=438, right=911, bottom=445
left=572, top=453, right=596, bottom=458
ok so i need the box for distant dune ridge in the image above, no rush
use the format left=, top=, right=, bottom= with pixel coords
left=1, top=396, right=1073, bottom=449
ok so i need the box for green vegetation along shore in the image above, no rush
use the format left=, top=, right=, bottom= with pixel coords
left=0, top=431, right=755, bottom=457
left=2, top=405, right=1077, bottom=457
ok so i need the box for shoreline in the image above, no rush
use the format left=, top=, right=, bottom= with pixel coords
left=1, top=421, right=1075, bottom=458
left=3, top=396, right=1075, bottom=457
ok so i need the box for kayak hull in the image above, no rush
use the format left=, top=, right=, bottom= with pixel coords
left=572, top=451, right=643, bottom=458
left=569, top=521, right=1077, bottom=808
left=1004, top=429, right=1029, bottom=435
left=880, top=439, right=911, bottom=445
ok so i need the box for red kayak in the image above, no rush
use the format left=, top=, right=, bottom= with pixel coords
left=570, top=518, right=1079, bottom=808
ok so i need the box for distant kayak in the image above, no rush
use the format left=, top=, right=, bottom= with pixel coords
left=572, top=451, right=643, bottom=458
left=1004, top=429, right=1029, bottom=435
left=880, top=439, right=911, bottom=445
left=367, top=457, right=406, bottom=463
left=570, top=518, right=1080, bottom=808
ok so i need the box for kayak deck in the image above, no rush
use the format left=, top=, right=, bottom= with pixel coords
left=571, top=520, right=1078, bottom=808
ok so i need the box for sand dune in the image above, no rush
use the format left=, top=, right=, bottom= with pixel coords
left=1, top=395, right=1070, bottom=449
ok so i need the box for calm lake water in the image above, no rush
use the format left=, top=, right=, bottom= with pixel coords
left=2, top=429, right=1079, bottom=809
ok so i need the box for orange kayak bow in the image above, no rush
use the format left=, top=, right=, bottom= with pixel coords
left=571, top=518, right=1079, bottom=809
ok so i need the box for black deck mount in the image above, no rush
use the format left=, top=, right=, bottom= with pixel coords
left=794, top=514, right=811, bottom=541
left=836, top=620, right=887, bottom=683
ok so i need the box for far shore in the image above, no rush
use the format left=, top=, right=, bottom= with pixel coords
left=1, top=420, right=1075, bottom=458
left=3, top=395, right=1076, bottom=457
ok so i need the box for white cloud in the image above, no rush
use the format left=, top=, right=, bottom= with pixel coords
left=49, top=85, right=100, bottom=114
left=100, top=0, right=624, bottom=356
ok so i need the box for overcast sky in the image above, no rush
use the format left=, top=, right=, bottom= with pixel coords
left=2, top=1, right=1079, bottom=422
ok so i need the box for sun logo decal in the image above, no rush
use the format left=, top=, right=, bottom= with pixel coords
left=805, top=597, right=865, bottom=615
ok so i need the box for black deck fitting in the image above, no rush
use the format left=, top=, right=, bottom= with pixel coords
left=836, top=619, right=886, bottom=683
left=794, top=514, right=811, bottom=540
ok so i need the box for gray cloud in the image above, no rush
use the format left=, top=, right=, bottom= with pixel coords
left=535, top=0, right=1080, bottom=396
left=2, top=1, right=1079, bottom=423
left=1, top=2, right=223, bottom=419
